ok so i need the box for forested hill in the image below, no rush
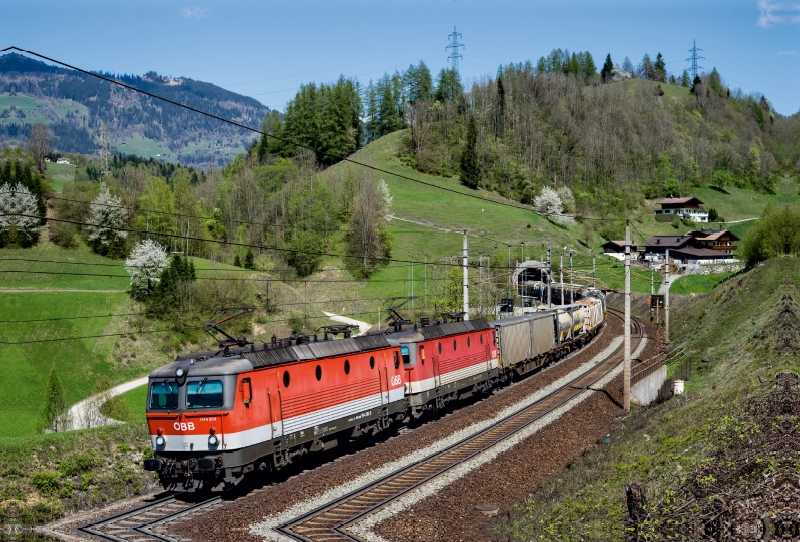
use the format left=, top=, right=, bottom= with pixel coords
left=0, top=52, right=268, bottom=165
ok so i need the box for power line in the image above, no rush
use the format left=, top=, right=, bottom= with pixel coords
left=1, top=47, right=621, bottom=224
left=31, top=191, right=480, bottom=237
left=0, top=295, right=415, bottom=324
left=7, top=211, right=563, bottom=271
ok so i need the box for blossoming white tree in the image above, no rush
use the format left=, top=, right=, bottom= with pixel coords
left=0, top=182, right=41, bottom=247
left=125, top=239, right=168, bottom=299
left=533, top=186, right=575, bottom=227
left=86, top=183, right=128, bottom=255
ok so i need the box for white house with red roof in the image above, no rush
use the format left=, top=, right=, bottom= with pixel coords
left=654, top=196, right=708, bottom=222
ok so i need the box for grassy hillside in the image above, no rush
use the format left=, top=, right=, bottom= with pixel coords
left=0, top=94, right=89, bottom=128
left=496, top=257, right=799, bottom=540
left=46, top=161, right=77, bottom=192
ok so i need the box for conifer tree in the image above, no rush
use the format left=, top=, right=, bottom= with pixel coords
left=244, top=249, right=255, bottom=270
left=690, top=75, right=702, bottom=94
left=600, top=54, right=614, bottom=82
left=582, top=52, right=597, bottom=77
left=496, top=77, right=506, bottom=136
left=622, top=57, right=634, bottom=76
left=654, top=53, right=666, bottom=82
left=680, top=70, right=691, bottom=87
left=460, top=116, right=480, bottom=189
left=234, top=254, right=242, bottom=268
left=38, top=366, right=71, bottom=433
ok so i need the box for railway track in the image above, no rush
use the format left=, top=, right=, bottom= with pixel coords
left=277, top=310, right=643, bottom=542
left=73, top=311, right=639, bottom=542
left=76, top=493, right=220, bottom=542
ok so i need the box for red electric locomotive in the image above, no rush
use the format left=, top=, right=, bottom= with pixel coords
left=144, top=329, right=405, bottom=491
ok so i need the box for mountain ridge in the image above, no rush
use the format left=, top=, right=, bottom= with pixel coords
left=0, top=52, right=269, bottom=165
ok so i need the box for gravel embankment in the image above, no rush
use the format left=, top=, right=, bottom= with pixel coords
left=371, top=323, right=658, bottom=542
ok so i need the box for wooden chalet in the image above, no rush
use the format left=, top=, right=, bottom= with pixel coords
left=685, top=229, right=740, bottom=254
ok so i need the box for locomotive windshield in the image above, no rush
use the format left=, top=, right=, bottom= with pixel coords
left=186, top=379, right=224, bottom=409
left=401, top=346, right=411, bottom=365
left=149, top=381, right=178, bottom=410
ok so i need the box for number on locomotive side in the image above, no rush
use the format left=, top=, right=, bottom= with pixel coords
left=391, top=375, right=402, bottom=386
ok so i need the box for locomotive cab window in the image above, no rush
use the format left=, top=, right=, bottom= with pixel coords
left=149, top=381, right=178, bottom=410
left=186, top=379, right=223, bottom=409
left=394, top=351, right=400, bottom=369
left=401, top=346, right=411, bottom=365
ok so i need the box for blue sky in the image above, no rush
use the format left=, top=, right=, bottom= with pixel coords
left=3, top=0, right=799, bottom=114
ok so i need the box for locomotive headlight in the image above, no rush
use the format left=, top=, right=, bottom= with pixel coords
left=175, top=367, right=185, bottom=378
left=155, top=435, right=166, bottom=447
left=208, top=435, right=219, bottom=446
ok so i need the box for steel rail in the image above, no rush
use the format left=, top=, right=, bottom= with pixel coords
left=75, top=492, right=220, bottom=542
left=278, top=310, right=642, bottom=541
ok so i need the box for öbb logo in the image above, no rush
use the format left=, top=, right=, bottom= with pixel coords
left=173, top=422, right=195, bottom=431
left=390, top=375, right=402, bottom=386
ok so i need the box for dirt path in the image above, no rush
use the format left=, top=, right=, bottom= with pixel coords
left=322, top=311, right=372, bottom=336
left=0, top=289, right=127, bottom=293
left=67, top=377, right=148, bottom=431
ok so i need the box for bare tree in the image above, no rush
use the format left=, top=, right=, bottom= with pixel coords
left=345, top=178, right=392, bottom=278
left=27, top=123, right=53, bottom=174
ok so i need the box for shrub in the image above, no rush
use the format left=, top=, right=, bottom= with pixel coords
left=30, top=471, right=60, bottom=493
left=57, top=454, right=95, bottom=477
left=49, top=221, right=78, bottom=248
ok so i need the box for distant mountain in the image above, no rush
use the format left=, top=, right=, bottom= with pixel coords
left=0, top=52, right=269, bottom=166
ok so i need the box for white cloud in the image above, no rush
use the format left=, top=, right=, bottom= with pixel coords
left=757, top=0, right=800, bottom=27
left=179, top=7, right=210, bottom=19
left=778, top=50, right=798, bottom=55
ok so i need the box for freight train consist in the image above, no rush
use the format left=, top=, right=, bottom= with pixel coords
left=143, top=291, right=606, bottom=491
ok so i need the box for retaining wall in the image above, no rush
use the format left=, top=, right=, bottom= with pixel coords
left=631, top=365, right=667, bottom=406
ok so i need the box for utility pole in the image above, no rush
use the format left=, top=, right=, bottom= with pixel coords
left=479, top=252, right=483, bottom=317
left=569, top=251, right=574, bottom=304
left=410, top=256, right=414, bottom=310
left=650, top=259, right=655, bottom=323
left=507, top=245, right=512, bottom=299
left=547, top=248, right=552, bottom=309
left=624, top=224, right=631, bottom=412
left=593, top=257, right=596, bottom=288
left=665, top=249, right=670, bottom=343
left=424, top=255, right=427, bottom=308
left=463, top=231, right=469, bottom=320
left=560, top=254, right=564, bottom=305
left=446, top=26, right=464, bottom=76
left=686, top=39, right=705, bottom=80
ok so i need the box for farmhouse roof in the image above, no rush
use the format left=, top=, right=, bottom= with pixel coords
left=686, top=229, right=740, bottom=242
left=644, top=236, right=695, bottom=249
left=657, top=196, right=704, bottom=206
